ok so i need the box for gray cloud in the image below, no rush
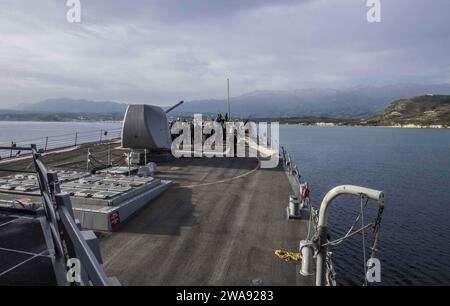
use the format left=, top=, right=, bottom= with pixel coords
left=0, top=0, right=449, bottom=107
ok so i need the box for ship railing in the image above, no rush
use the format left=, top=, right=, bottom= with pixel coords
left=0, top=127, right=122, bottom=160
left=280, top=146, right=302, bottom=197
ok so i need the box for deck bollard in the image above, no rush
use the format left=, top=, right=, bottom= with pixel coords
left=299, top=240, right=314, bottom=276
left=288, top=195, right=301, bottom=219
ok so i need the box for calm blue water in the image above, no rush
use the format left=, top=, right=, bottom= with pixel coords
left=280, top=125, right=450, bottom=285
left=0, top=121, right=122, bottom=158
left=0, top=121, right=122, bottom=146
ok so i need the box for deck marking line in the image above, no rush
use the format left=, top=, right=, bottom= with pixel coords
left=177, top=159, right=261, bottom=189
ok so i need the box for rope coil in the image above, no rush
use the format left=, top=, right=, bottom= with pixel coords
left=274, top=249, right=302, bottom=262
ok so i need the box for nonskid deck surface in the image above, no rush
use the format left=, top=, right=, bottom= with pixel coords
left=99, top=157, right=312, bottom=285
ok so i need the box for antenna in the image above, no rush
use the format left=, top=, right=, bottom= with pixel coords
left=227, top=78, right=231, bottom=120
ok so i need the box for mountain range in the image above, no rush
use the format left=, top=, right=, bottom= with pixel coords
left=4, top=83, right=450, bottom=119
left=13, top=98, right=128, bottom=114
left=174, top=84, right=450, bottom=119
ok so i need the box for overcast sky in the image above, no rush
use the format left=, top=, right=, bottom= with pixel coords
left=1, top=0, right=449, bottom=107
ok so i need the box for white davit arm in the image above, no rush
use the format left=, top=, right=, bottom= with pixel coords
left=318, top=185, right=384, bottom=227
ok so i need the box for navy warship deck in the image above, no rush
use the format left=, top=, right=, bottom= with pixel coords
left=100, top=157, right=311, bottom=285
left=0, top=142, right=314, bottom=286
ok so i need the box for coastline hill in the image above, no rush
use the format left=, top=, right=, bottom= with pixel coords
left=362, top=95, right=450, bottom=127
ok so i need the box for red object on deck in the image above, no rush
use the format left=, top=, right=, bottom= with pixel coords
left=302, top=187, right=310, bottom=199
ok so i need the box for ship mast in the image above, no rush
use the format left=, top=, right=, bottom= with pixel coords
left=227, top=78, right=231, bottom=120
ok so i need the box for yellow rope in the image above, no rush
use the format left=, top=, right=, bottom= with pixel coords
left=274, top=249, right=302, bottom=261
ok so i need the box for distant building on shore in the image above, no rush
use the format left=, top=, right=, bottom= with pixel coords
left=315, top=122, right=336, bottom=126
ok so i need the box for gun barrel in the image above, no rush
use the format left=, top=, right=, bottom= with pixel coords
left=165, top=100, right=184, bottom=113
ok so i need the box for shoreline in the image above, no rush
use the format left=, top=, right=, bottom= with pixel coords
left=278, top=122, right=448, bottom=129
left=0, top=119, right=447, bottom=129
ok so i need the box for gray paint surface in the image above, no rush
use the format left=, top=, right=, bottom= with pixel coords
left=121, top=105, right=172, bottom=150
